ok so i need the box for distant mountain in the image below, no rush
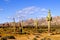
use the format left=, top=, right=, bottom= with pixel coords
left=0, top=16, right=60, bottom=27
left=23, top=16, right=60, bottom=26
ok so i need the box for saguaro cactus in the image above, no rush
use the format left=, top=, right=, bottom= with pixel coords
left=34, top=18, right=38, bottom=33
left=46, top=10, right=52, bottom=34
left=13, top=18, right=16, bottom=33
left=21, top=20, right=24, bottom=33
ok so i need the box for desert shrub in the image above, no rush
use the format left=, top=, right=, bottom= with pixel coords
left=1, top=36, right=15, bottom=40
left=18, top=28, right=24, bottom=33
left=33, top=38, right=37, bottom=40
left=0, top=35, right=2, bottom=37
left=41, top=39, right=45, bottom=40
left=41, top=38, right=46, bottom=40
left=0, top=32, right=1, bottom=34
left=37, top=29, right=44, bottom=33
left=7, top=36, right=15, bottom=39
left=19, top=29, right=30, bottom=34
left=47, top=38, right=51, bottom=40
left=51, top=29, right=55, bottom=32
left=1, top=37, right=7, bottom=40
left=41, top=37, right=51, bottom=40
left=51, top=33, right=54, bottom=35
left=35, top=35, right=40, bottom=38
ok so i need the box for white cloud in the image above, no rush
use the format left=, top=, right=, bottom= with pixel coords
left=41, top=8, right=48, bottom=12
left=17, top=6, right=37, bottom=14
left=16, top=6, right=48, bottom=19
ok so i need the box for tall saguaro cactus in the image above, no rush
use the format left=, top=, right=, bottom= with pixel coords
left=46, top=10, right=52, bottom=34
left=13, top=18, right=16, bottom=33
left=21, top=20, right=24, bottom=33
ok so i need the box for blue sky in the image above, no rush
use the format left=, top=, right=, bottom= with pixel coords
left=0, top=0, right=60, bottom=23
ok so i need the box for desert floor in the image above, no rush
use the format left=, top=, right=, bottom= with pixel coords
left=1, top=33, right=60, bottom=40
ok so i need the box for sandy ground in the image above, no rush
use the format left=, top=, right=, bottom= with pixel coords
left=15, top=33, right=60, bottom=40
left=1, top=33, right=60, bottom=40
